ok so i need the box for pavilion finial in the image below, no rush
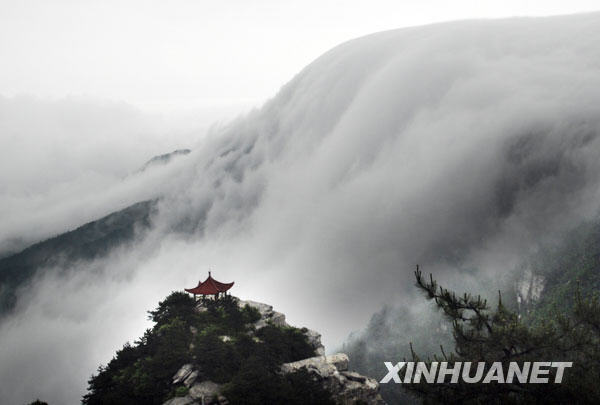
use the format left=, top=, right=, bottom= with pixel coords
left=209, top=270, right=212, bottom=277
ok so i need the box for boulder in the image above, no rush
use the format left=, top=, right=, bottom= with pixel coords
left=163, top=380, right=224, bottom=405
left=337, top=371, right=382, bottom=404
left=270, top=311, right=287, bottom=327
left=281, top=354, right=340, bottom=378
left=326, top=353, right=349, bottom=371
left=183, top=370, right=199, bottom=388
left=172, top=364, right=194, bottom=384
left=281, top=353, right=385, bottom=405
left=304, top=329, right=326, bottom=356
left=189, top=380, right=222, bottom=402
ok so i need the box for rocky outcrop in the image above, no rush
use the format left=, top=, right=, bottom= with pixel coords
left=237, top=299, right=326, bottom=355
left=304, top=328, right=326, bottom=356
left=281, top=353, right=385, bottom=405
left=163, top=298, right=384, bottom=405
left=172, top=364, right=195, bottom=385
left=164, top=376, right=226, bottom=405
left=237, top=299, right=288, bottom=329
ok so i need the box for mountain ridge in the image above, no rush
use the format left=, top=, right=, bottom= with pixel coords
left=0, top=200, right=155, bottom=313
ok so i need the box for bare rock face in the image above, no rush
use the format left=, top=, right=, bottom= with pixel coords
left=237, top=299, right=326, bottom=355
left=237, top=299, right=288, bottom=329
left=189, top=381, right=223, bottom=402
left=281, top=353, right=349, bottom=375
left=281, top=353, right=386, bottom=405
left=164, top=379, right=226, bottom=405
left=172, top=364, right=194, bottom=385
left=183, top=370, right=199, bottom=388
left=304, top=328, right=326, bottom=356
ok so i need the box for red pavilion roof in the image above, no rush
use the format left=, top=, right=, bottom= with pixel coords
left=185, top=272, right=234, bottom=295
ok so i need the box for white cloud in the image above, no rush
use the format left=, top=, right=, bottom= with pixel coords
left=0, top=95, right=249, bottom=254
left=2, top=13, right=600, bottom=404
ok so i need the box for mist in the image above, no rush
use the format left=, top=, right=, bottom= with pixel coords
left=2, top=12, right=600, bottom=404
left=0, top=95, right=250, bottom=255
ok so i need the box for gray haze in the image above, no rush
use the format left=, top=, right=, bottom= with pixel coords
left=2, top=13, right=600, bottom=404
left=0, top=95, right=248, bottom=255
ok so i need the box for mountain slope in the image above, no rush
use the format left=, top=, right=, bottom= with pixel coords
left=139, top=149, right=191, bottom=172
left=0, top=200, right=155, bottom=313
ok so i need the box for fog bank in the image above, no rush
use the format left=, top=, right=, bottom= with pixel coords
left=2, top=13, right=600, bottom=404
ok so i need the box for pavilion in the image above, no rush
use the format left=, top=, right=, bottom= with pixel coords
left=185, top=271, right=234, bottom=300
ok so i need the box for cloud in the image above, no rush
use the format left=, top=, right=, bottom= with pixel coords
left=0, top=95, right=247, bottom=255
left=3, top=13, right=600, bottom=404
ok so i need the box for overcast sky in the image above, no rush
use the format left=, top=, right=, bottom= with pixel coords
left=1, top=0, right=599, bottom=113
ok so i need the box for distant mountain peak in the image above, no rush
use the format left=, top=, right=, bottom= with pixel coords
left=139, top=149, right=191, bottom=172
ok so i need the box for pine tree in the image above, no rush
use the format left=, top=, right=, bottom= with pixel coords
left=402, top=266, right=600, bottom=404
